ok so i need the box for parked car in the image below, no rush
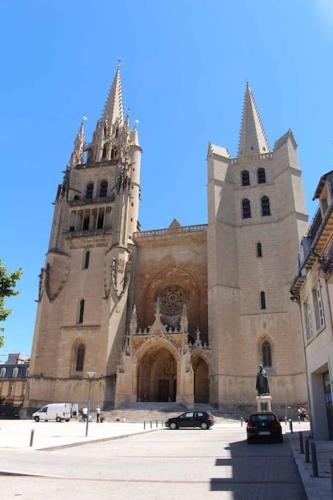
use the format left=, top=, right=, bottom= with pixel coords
left=246, top=412, right=283, bottom=443
left=165, top=411, right=214, bottom=430
left=32, top=403, right=72, bottom=422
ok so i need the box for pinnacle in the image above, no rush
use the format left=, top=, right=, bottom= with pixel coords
left=238, top=84, right=269, bottom=157
left=102, top=65, right=124, bottom=124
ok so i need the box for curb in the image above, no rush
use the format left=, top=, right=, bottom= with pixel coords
left=38, top=428, right=159, bottom=452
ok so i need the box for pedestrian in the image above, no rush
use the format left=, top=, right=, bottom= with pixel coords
left=96, top=406, right=101, bottom=423
left=82, top=407, right=88, bottom=422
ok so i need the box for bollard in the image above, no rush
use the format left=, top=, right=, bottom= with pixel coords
left=310, top=441, right=319, bottom=477
left=29, top=429, right=35, bottom=447
left=144, top=421, right=146, bottom=430
left=162, top=420, right=164, bottom=427
left=289, top=419, right=293, bottom=433
left=150, top=420, right=152, bottom=429
left=156, top=420, right=158, bottom=428
left=241, top=417, right=243, bottom=427
left=305, top=437, right=310, bottom=463
left=299, top=432, right=304, bottom=454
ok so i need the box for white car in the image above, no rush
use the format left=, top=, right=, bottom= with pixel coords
left=32, top=403, right=72, bottom=422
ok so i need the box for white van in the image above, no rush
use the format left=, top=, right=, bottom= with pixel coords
left=32, top=403, right=72, bottom=422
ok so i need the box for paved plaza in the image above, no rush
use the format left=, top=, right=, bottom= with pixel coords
left=0, top=421, right=308, bottom=500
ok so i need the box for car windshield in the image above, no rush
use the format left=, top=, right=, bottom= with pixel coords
left=250, top=414, right=275, bottom=423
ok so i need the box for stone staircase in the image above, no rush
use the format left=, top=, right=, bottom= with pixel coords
left=100, top=402, right=233, bottom=423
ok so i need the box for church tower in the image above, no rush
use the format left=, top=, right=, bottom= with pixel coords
left=27, top=66, right=142, bottom=408
left=207, top=84, right=308, bottom=412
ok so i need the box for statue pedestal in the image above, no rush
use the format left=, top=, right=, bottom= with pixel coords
left=256, top=394, right=272, bottom=412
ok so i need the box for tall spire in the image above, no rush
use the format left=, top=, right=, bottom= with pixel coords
left=238, top=83, right=269, bottom=157
left=102, top=63, right=124, bottom=124
left=69, top=120, right=85, bottom=167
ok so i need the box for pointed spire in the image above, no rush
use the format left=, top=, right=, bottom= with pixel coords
left=238, top=83, right=269, bottom=157
left=102, top=63, right=124, bottom=124
left=69, top=120, right=85, bottom=167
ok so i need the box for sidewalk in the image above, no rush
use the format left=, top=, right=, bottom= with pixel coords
left=287, top=423, right=333, bottom=500
left=0, top=419, right=158, bottom=450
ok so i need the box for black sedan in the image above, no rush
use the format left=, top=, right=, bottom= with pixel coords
left=165, top=411, right=214, bottom=430
left=246, top=412, right=283, bottom=443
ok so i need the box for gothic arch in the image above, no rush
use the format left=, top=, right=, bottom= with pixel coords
left=142, top=266, right=201, bottom=332
left=134, top=338, right=180, bottom=402
left=257, top=335, right=274, bottom=369
left=191, top=353, right=209, bottom=403
left=71, top=339, right=86, bottom=375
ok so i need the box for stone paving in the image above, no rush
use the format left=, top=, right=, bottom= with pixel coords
left=287, top=424, right=333, bottom=500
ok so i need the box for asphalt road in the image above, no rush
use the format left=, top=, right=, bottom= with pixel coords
left=0, top=425, right=306, bottom=499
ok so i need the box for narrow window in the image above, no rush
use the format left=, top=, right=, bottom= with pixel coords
left=262, top=340, right=272, bottom=367
left=260, top=291, right=266, bottom=310
left=75, top=344, right=85, bottom=372
left=83, top=250, right=90, bottom=269
left=312, top=286, right=325, bottom=330
left=261, top=196, right=271, bottom=216
left=101, top=145, right=107, bottom=159
left=257, top=168, right=266, bottom=184
left=78, top=299, right=85, bottom=323
left=85, top=183, right=94, bottom=199
left=111, top=146, right=117, bottom=160
left=241, top=170, right=250, bottom=186
left=12, top=367, right=18, bottom=378
left=99, top=180, right=108, bottom=197
left=8, top=383, right=14, bottom=397
left=242, top=199, right=251, bottom=219
left=304, top=302, right=313, bottom=339
left=0, top=367, right=6, bottom=378
left=97, top=209, right=105, bottom=229
left=82, top=212, right=90, bottom=231
left=257, top=242, right=263, bottom=257
left=73, top=195, right=80, bottom=201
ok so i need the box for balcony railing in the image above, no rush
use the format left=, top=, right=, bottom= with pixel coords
left=68, top=195, right=114, bottom=207
left=65, top=228, right=112, bottom=239
left=307, top=208, right=322, bottom=243
left=134, top=224, right=208, bottom=239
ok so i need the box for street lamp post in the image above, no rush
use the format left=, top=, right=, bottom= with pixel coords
left=85, top=371, right=96, bottom=438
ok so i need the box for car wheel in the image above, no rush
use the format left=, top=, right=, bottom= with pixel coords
left=56, top=416, right=61, bottom=423
left=170, top=422, right=177, bottom=430
left=65, top=419, right=70, bottom=422
left=200, top=422, right=208, bottom=430
left=34, top=416, right=40, bottom=422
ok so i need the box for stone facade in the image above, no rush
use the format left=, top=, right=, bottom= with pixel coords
left=26, top=69, right=308, bottom=414
left=0, top=353, right=29, bottom=407
left=291, top=171, right=333, bottom=439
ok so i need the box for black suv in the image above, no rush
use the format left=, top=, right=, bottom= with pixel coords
left=246, top=412, right=283, bottom=443
left=165, top=411, right=214, bottom=430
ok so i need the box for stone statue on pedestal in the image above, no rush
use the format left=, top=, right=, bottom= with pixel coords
left=256, top=364, right=270, bottom=395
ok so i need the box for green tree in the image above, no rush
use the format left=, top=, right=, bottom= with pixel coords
left=0, top=260, right=22, bottom=347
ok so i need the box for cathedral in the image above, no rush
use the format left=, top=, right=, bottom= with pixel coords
left=26, top=67, right=308, bottom=414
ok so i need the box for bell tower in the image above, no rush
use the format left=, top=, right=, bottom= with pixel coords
left=27, top=65, right=142, bottom=409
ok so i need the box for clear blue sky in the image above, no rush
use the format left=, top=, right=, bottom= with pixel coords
left=1, top=0, right=333, bottom=357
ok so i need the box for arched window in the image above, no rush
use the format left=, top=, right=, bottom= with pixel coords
left=257, top=242, right=263, bottom=258
left=262, top=340, right=272, bottom=367
left=261, top=196, right=271, bottom=216
left=99, top=180, right=108, bottom=197
left=242, top=199, right=251, bottom=219
left=0, top=367, right=6, bottom=378
left=257, top=168, right=266, bottom=184
left=111, top=146, right=117, bottom=160
left=73, top=195, right=80, bottom=201
left=101, top=145, right=107, bottom=159
left=78, top=299, right=85, bottom=323
left=85, top=183, right=94, bottom=199
left=12, top=367, right=18, bottom=378
left=75, top=344, right=85, bottom=372
left=260, top=291, right=266, bottom=310
left=241, top=170, right=250, bottom=186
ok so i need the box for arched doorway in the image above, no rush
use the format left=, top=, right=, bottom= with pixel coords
left=192, top=357, right=209, bottom=403
left=137, top=346, right=177, bottom=402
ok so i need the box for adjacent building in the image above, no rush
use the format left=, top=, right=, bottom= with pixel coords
left=25, top=68, right=308, bottom=414
left=0, top=353, right=29, bottom=407
left=291, top=171, right=333, bottom=439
